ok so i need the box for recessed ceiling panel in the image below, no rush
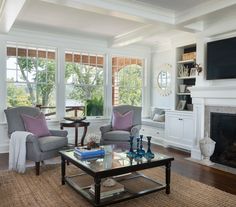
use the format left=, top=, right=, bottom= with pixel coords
left=16, top=0, right=145, bottom=37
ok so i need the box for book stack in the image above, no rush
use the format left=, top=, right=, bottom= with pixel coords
left=74, top=146, right=105, bottom=159
left=89, top=181, right=124, bottom=199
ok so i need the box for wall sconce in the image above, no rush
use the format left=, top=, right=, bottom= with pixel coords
left=195, top=63, right=203, bottom=75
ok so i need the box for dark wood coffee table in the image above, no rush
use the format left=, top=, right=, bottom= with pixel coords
left=59, top=146, right=174, bottom=207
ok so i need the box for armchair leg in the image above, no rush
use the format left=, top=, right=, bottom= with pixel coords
left=35, top=162, right=40, bottom=176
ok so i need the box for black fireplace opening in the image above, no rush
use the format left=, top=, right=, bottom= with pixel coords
left=210, top=112, right=236, bottom=168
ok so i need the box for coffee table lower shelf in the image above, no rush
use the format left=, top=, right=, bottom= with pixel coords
left=64, top=172, right=166, bottom=207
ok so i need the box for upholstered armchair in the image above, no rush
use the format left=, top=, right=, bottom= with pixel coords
left=4, top=106, right=68, bottom=175
left=100, top=105, right=142, bottom=146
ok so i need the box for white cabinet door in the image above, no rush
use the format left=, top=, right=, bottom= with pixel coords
left=166, top=114, right=182, bottom=141
left=182, top=116, right=194, bottom=146
left=165, top=111, right=194, bottom=150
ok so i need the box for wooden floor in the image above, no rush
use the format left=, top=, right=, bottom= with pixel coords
left=0, top=144, right=235, bottom=195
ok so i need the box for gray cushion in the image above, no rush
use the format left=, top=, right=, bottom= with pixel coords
left=102, top=130, right=130, bottom=141
left=4, top=106, right=40, bottom=135
left=38, top=136, right=68, bottom=152
left=151, top=107, right=165, bottom=120
left=142, top=118, right=165, bottom=128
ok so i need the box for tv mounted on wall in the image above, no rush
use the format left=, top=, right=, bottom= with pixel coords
left=207, top=36, right=236, bottom=80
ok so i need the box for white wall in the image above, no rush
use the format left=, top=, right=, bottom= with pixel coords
left=151, top=49, right=174, bottom=110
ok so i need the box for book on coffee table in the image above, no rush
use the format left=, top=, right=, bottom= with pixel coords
left=89, top=181, right=124, bottom=199
left=74, top=147, right=105, bottom=159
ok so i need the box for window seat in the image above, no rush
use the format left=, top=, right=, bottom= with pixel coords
left=142, top=118, right=165, bottom=129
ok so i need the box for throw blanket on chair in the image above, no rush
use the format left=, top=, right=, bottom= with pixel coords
left=9, top=131, right=32, bottom=173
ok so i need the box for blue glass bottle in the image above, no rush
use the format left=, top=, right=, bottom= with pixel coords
left=135, top=138, right=142, bottom=160
left=139, top=135, right=145, bottom=156
left=145, top=136, right=154, bottom=159
left=127, top=136, right=136, bottom=158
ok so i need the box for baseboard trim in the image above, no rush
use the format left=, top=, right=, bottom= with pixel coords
left=0, top=143, right=9, bottom=153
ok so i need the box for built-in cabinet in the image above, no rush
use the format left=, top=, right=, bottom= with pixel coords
left=141, top=120, right=165, bottom=146
left=176, top=44, right=196, bottom=111
left=165, top=110, right=194, bottom=151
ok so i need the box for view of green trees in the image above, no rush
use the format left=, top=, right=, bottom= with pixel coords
left=117, top=64, right=142, bottom=106
left=7, top=57, right=56, bottom=108
left=65, top=62, right=104, bottom=116
left=7, top=55, right=142, bottom=117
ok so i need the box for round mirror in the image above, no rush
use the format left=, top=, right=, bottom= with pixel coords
left=156, top=64, right=172, bottom=96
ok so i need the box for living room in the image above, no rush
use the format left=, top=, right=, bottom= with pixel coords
left=0, top=0, right=236, bottom=206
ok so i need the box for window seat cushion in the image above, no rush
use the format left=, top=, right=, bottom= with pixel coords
left=142, top=118, right=165, bottom=129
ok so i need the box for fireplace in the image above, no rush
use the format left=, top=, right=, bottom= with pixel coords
left=210, top=112, right=236, bottom=168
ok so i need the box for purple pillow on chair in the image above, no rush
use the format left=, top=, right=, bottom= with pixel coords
left=21, top=112, right=51, bottom=137
left=112, top=110, right=133, bottom=131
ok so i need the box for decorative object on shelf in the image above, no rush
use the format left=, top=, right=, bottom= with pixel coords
left=179, top=84, right=187, bottom=93
left=145, top=136, right=154, bottom=159
left=182, top=52, right=196, bottom=61
left=199, top=133, right=216, bottom=166
left=183, top=66, right=189, bottom=77
left=178, top=65, right=184, bottom=77
left=187, top=104, right=193, bottom=111
left=177, top=100, right=186, bottom=110
left=127, top=136, right=135, bottom=158
left=194, top=63, right=203, bottom=75
left=156, top=63, right=172, bottom=96
left=86, top=133, right=100, bottom=149
left=90, top=179, right=124, bottom=199
left=190, top=67, right=196, bottom=76
left=185, top=85, right=192, bottom=93
left=102, top=178, right=116, bottom=187
left=139, top=135, right=145, bottom=156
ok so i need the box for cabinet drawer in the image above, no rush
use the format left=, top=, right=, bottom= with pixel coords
left=141, top=125, right=164, bottom=138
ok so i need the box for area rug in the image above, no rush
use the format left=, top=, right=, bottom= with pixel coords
left=0, top=165, right=235, bottom=207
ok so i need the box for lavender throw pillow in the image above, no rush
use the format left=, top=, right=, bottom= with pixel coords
left=112, top=110, right=133, bottom=131
left=21, top=113, right=51, bottom=137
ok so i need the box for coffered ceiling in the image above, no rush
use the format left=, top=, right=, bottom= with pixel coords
left=1, top=0, right=236, bottom=48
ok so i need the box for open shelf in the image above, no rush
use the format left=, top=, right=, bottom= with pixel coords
left=176, top=93, right=191, bottom=95
left=177, top=59, right=195, bottom=64
left=176, top=44, right=196, bottom=111
left=177, top=76, right=196, bottom=80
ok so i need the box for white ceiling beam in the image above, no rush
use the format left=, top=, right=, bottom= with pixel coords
left=109, top=24, right=175, bottom=47
left=41, top=0, right=175, bottom=24
left=175, top=0, right=236, bottom=24
left=0, top=0, right=26, bottom=33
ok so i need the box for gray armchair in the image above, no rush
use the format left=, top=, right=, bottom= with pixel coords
left=100, top=105, right=142, bottom=146
left=4, top=106, right=68, bottom=175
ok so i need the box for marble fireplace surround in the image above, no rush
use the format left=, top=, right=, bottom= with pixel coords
left=190, top=85, right=236, bottom=160
left=187, top=85, right=236, bottom=173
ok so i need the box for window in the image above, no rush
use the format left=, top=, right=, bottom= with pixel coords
left=65, top=51, right=104, bottom=117
left=112, top=56, right=143, bottom=106
left=6, top=43, right=56, bottom=117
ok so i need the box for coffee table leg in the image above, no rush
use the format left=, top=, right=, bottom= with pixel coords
left=94, top=177, right=101, bottom=205
left=165, top=161, right=171, bottom=194
left=61, top=156, right=66, bottom=185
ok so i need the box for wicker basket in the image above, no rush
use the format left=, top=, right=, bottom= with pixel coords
left=182, top=52, right=196, bottom=61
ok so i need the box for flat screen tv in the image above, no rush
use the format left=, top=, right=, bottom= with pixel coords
left=207, top=36, right=236, bottom=80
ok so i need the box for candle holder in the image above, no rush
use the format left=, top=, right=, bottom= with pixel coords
left=139, top=135, right=145, bottom=156
left=145, top=136, right=154, bottom=159
left=127, top=136, right=136, bottom=158
left=135, top=137, right=142, bottom=160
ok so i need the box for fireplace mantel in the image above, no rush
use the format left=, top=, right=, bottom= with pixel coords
left=190, top=85, right=236, bottom=106
left=189, top=85, right=236, bottom=160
